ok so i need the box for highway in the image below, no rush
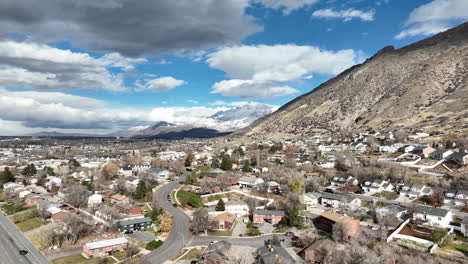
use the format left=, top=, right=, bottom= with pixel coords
left=137, top=178, right=193, bottom=264
left=0, top=212, right=49, bottom=264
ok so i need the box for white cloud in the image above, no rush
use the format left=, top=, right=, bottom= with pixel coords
left=312, top=8, right=375, bottom=21
left=207, top=44, right=360, bottom=81
left=396, top=0, right=468, bottom=39
left=161, top=101, right=167, bottom=105
left=0, top=41, right=145, bottom=91
left=187, top=100, right=199, bottom=104
left=253, top=0, right=319, bottom=15
left=136, top=76, right=187, bottom=92
left=211, top=79, right=298, bottom=99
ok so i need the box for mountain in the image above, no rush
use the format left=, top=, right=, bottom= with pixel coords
left=28, top=131, right=105, bottom=138
left=240, top=22, right=468, bottom=139
left=210, top=103, right=278, bottom=123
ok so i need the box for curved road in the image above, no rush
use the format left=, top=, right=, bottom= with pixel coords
left=137, top=179, right=193, bottom=264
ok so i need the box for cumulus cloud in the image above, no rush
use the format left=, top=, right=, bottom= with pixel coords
left=0, top=88, right=231, bottom=133
left=211, top=79, right=298, bottom=99
left=0, top=41, right=147, bottom=91
left=396, top=0, right=468, bottom=39
left=136, top=76, right=187, bottom=92
left=312, top=8, right=375, bottom=21
left=0, top=0, right=261, bottom=57
left=253, top=0, right=319, bottom=15
left=207, top=44, right=360, bottom=81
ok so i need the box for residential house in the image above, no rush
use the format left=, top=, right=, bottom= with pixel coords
left=88, top=193, right=103, bottom=208
left=299, top=239, right=335, bottom=264
left=350, top=142, right=368, bottom=153
left=131, top=164, right=150, bottom=174
left=319, top=192, right=362, bottom=210
left=252, top=166, right=269, bottom=173
left=399, top=184, right=432, bottom=199
left=444, top=190, right=468, bottom=206
left=45, top=176, right=62, bottom=191
left=318, top=144, right=348, bottom=152
left=224, top=201, right=249, bottom=217
left=331, top=175, right=359, bottom=187
left=299, top=192, right=321, bottom=210
left=211, top=212, right=236, bottom=231
left=313, top=211, right=360, bottom=240
left=461, top=217, right=468, bottom=237
left=252, top=209, right=285, bottom=224
left=362, top=179, right=394, bottom=193
left=266, top=181, right=280, bottom=193
left=25, top=194, right=45, bottom=205
left=148, top=168, right=171, bottom=181
left=119, top=166, right=133, bottom=177
left=378, top=145, right=398, bottom=153
left=256, top=244, right=295, bottom=264
left=51, top=211, right=71, bottom=225
left=376, top=205, right=407, bottom=220
left=117, top=217, right=152, bottom=233
left=449, top=150, right=468, bottom=166
left=413, top=206, right=453, bottom=228
left=82, top=237, right=128, bottom=258
left=398, top=145, right=415, bottom=153
left=203, top=241, right=232, bottom=264
left=238, top=176, right=264, bottom=189
left=412, top=145, right=436, bottom=158
left=429, top=149, right=454, bottom=161
left=110, top=194, right=130, bottom=205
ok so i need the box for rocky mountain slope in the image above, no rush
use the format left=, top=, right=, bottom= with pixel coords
left=240, top=22, right=468, bottom=139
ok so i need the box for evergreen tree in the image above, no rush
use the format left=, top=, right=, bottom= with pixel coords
left=220, top=155, right=232, bottom=171
left=215, top=199, right=225, bottom=211
left=184, top=154, right=193, bottom=167
left=22, top=164, right=37, bottom=176
left=242, top=160, right=252, bottom=172
left=211, top=159, right=220, bottom=169
left=0, top=167, right=14, bottom=185
left=134, top=180, right=147, bottom=200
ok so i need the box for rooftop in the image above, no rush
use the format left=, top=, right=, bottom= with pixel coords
left=86, top=237, right=128, bottom=250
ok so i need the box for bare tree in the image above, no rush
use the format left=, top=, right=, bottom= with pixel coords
left=190, top=208, right=210, bottom=235
left=126, top=244, right=140, bottom=258
left=65, top=185, right=88, bottom=208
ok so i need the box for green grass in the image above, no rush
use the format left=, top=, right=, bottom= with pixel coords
left=2, top=203, right=29, bottom=215
left=177, top=190, right=203, bottom=208
left=146, top=240, right=163, bottom=250
left=454, top=231, right=468, bottom=243
left=112, top=251, right=128, bottom=261
left=16, top=218, right=49, bottom=232
left=208, top=222, right=236, bottom=236
left=0, top=189, right=3, bottom=202
left=9, top=210, right=34, bottom=223
left=371, top=191, right=398, bottom=200
left=445, top=243, right=468, bottom=254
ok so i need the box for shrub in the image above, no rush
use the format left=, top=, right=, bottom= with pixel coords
left=177, top=190, right=203, bottom=208
left=145, top=240, right=163, bottom=251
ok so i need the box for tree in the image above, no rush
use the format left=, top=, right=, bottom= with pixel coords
left=134, top=180, right=147, bottom=200
left=433, top=228, right=449, bottom=245
left=270, top=235, right=281, bottom=246
left=0, top=167, right=14, bottom=185
left=22, top=164, right=37, bottom=176
left=159, top=212, right=172, bottom=232
left=286, top=207, right=303, bottom=228
left=215, top=199, right=225, bottom=211
left=220, top=155, right=232, bottom=171
left=445, top=141, right=454, bottom=149
left=101, top=163, right=119, bottom=180
left=184, top=154, right=193, bottom=167
left=68, top=159, right=81, bottom=169
left=126, top=244, right=140, bottom=258
left=242, top=160, right=252, bottom=173
left=211, top=159, right=220, bottom=169
left=65, top=185, right=88, bottom=208
left=332, top=222, right=345, bottom=242
left=190, top=208, right=210, bottom=235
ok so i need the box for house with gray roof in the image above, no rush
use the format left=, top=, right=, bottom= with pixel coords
left=399, top=184, right=432, bottom=199
left=413, top=206, right=452, bottom=228
left=444, top=189, right=468, bottom=206
left=319, top=192, right=362, bottom=210
left=256, top=244, right=295, bottom=264
left=117, top=217, right=152, bottom=233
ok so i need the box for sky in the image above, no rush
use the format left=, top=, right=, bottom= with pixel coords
left=0, top=0, right=467, bottom=135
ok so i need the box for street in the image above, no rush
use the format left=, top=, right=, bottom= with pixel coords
left=0, top=212, right=49, bottom=264
left=191, top=234, right=292, bottom=248
left=136, top=178, right=193, bottom=264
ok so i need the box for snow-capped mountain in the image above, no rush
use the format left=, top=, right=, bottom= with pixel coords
left=210, top=102, right=278, bottom=124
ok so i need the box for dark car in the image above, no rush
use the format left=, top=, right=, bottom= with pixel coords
left=19, top=250, right=28, bottom=255
left=172, top=203, right=177, bottom=207
left=285, top=231, right=294, bottom=236
left=291, top=236, right=300, bottom=241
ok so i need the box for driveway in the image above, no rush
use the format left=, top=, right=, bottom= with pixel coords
left=232, top=220, right=247, bottom=237
left=128, top=231, right=157, bottom=243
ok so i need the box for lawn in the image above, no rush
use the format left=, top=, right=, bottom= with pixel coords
left=398, top=225, right=433, bottom=241
left=208, top=222, right=236, bottom=236
left=52, top=254, right=115, bottom=264
left=2, top=203, right=29, bottom=215
left=112, top=250, right=128, bottom=261
left=9, top=210, right=35, bottom=223
left=27, top=230, right=53, bottom=250
left=17, top=218, right=49, bottom=232
left=179, top=247, right=205, bottom=261
left=445, top=243, right=468, bottom=254
left=0, top=189, right=3, bottom=202
left=371, top=191, right=398, bottom=200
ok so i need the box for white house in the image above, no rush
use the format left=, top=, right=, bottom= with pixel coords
left=316, top=161, right=335, bottom=169
left=379, top=145, right=398, bottom=153
left=225, top=201, right=250, bottom=217
left=444, top=190, right=468, bottom=206
left=148, top=168, right=171, bottom=180
left=45, top=176, right=62, bottom=191
left=399, top=184, right=432, bottom=199
left=319, top=193, right=361, bottom=210
left=238, top=176, right=264, bottom=188
left=461, top=217, right=468, bottom=237
left=399, top=145, right=415, bottom=153
left=299, top=192, right=321, bottom=210
left=429, top=149, right=454, bottom=161
left=331, top=175, right=359, bottom=187
left=88, top=194, right=104, bottom=208
left=362, top=179, right=394, bottom=193
left=413, top=206, right=453, bottom=228
left=376, top=205, right=407, bottom=220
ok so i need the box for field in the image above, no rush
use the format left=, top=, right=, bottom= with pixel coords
left=371, top=191, right=398, bottom=200
left=9, top=210, right=50, bottom=232
left=52, top=254, right=115, bottom=264
left=27, top=230, right=52, bottom=250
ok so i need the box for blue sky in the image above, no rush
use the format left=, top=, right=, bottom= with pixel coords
left=0, top=0, right=466, bottom=135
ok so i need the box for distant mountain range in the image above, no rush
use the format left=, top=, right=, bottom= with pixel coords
left=29, top=103, right=277, bottom=139
left=239, top=22, right=468, bottom=140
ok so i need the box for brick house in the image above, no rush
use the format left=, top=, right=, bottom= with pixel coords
left=82, top=237, right=128, bottom=258
left=299, top=239, right=335, bottom=263
left=211, top=212, right=236, bottom=231
left=313, top=211, right=360, bottom=240
left=252, top=209, right=285, bottom=224
left=110, top=194, right=130, bottom=205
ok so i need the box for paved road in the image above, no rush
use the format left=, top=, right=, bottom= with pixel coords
left=0, top=212, right=49, bottom=264
left=136, top=178, right=193, bottom=264
left=191, top=234, right=292, bottom=248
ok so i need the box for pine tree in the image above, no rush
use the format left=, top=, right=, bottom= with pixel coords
left=0, top=167, right=14, bottom=184
left=215, top=199, right=225, bottom=211
left=242, top=160, right=252, bottom=172
left=134, top=181, right=147, bottom=200
left=220, top=155, right=232, bottom=171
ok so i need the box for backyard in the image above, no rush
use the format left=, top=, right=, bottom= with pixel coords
left=51, top=254, right=115, bottom=264
left=9, top=210, right=50, bottom=232
left=398, top=225, right=433, bottom=241
left=372, top=191, right=399, bottom=200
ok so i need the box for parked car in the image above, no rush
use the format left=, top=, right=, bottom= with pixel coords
left=172, top=203, right=177, bottom=207
left=285, top=232, right=294, bottom=236
left=95, top=222, right=104, bottom=226
left=291, top=236, right=300, bottom=241
left=19, top=250, right=28, bottom=255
